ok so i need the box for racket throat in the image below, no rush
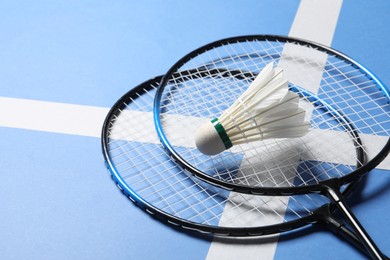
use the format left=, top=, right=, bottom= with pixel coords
left=316, top=204, right=368, bottom=256
left=320, top=181, right=386, bottom=260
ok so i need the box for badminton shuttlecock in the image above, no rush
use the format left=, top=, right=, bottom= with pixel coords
left=195, top=62, right=310, bottom=156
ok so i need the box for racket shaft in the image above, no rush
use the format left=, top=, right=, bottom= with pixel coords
left=324, top=186, right=385, bottom=260
left=326, top=213, right=378, bottom=257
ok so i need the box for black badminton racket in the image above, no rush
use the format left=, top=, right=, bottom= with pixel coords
left=102, top=75, right=386, bottom=259
left=153, top=35, right=390, bottom=259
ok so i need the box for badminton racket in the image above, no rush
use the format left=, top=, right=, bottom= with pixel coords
left=153, top=35, right=390, bottom=259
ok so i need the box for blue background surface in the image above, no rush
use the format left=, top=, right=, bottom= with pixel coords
left=0, top=1, right=389, bottom=259
left=0, top=0, right=298, bottom=107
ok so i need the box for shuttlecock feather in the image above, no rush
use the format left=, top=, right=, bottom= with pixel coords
left=195, top=62, right=310, bottom=156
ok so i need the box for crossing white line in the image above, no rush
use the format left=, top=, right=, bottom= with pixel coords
left=206, top=0, right=344, bottom=259
left=2, top=96, right=386, bottom=170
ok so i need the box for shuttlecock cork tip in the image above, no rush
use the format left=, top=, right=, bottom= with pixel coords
left=195, top=120, right=228, bottom=156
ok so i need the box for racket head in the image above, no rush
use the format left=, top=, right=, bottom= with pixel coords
left=101, top=76, right=343, bottom=237
left=154, top=35, right=390, bottom=195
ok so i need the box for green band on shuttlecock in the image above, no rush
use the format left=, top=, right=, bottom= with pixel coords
left=211, top=118, right=233, bottom=150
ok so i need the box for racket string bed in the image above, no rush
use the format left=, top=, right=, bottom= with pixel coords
left=159, top=72, right=360, bottom=188
left=104, top=82, right=341, bottom=222
left=158, top=48, right=378, bottom=187
left=103, top=77, right=334, bottom=230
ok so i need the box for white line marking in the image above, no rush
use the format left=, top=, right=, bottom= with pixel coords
left=206, top=0, right=344, bottom=259
left=2, top=97, right=386, bottom=171
left=288, top=0, right=342, bottom=47
left=0, top=97, right=108, bottom=138
left=109, top=110, right=390, bottom=170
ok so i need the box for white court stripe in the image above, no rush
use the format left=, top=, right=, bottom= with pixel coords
left=288, top=0, right=342, bottom=46
left=206, top=1, right=343, bottom=260
left=89, top=106, right=390, bottom=170
left=0, top=97, right=109, bottom=138
left=2, top=96, right=388, bottom=171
